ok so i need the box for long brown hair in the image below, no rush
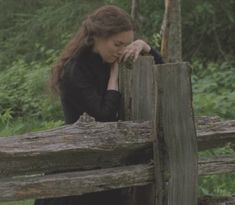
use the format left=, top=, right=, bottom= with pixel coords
left=50, top=5, right=135, bottom=95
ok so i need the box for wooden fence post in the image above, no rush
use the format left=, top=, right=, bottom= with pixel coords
left=119, top=56, right=156, bottom=205
left=153, top=62, right=198, bottom=205
left=120, top=59, right=198, bottom=205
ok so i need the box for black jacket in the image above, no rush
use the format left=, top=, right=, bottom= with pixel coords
left=59, top=47, right=163, bottom=124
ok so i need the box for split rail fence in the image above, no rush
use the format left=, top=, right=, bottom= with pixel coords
left=0, top=57, right=234, bottom=205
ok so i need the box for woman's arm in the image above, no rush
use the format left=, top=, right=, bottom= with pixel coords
left=119, top=39, right=164, bottom=64
left=66, top=62, right=121, bottom=122
left=107, top=61, right=119, bottom=91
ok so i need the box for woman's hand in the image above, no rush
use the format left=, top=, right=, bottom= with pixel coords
left=119, top=40, right=151, bottom=63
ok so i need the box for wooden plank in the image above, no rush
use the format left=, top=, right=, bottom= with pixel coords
left=197, top=130, right=235, bottom=151
left=119, top=59, right=133, bottom=120
left=198, top=155, right=235, bottom=176
left=120, top=56, right=156, bottom=205
left=196, top=116, right=235, bottom=151
left=198, top=196, right=235, bottom=205
left=195, top=116, right=235, bottom=130
left=119, top=56, right=155, bottom=121
left=0, top=164, right=154, bottom=202
left=130, top=56, right=155, bottom=120
left=0, top=115, right=234, bottom=178
left=153, top=62, right=198, bottom=205
left=0, top=155, right=234, bottom=202
left=0, top=120, right=152, bottom=177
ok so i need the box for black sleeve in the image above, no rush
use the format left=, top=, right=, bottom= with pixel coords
left=70, top=63, right=121, bottom=122
left=149, top=47, right=164, bottom=64
left=79, top=87, right=121, bottom=122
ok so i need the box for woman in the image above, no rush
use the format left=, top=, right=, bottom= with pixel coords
left=35, top=4, right=163, bottom=205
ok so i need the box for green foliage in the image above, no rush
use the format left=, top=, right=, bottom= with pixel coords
left=0, top=45, right=63, bottom=123
left=0, top=0, right=99, bottom=69
left=199, top=173, right=235, bottom=196
left=0, top=0, right=235, bottom=68
left=192, top=60, right=235, bottom=119
left=182, top=0, right=235, bottom=60
left=0, top=108, right=13, bottom=127
left=0, top=118, right=63, bottom=137
left=198, top=144, right=235, bottom=196
left=0, top=200, right=33, bottom=205
left=199, top=144, right=234, bottom=158
left=0, top=0, right=234, bottom=200
left=137, top=0, right=164, bottom=49
left=0, top=0, right=131, bottom=70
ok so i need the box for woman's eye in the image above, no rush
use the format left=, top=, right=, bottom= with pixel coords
left=114, top=42, right=122, bottom=47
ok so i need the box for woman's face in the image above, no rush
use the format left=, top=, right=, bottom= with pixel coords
left=93, top=30, right=134, bottom=63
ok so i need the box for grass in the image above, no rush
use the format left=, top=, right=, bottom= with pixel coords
left=198, top=144, right=235, bottom=196
left=0, top=118, right=63, bottom=137
left=0, top=200, right=34, bottom=205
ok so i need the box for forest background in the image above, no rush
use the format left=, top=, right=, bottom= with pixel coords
left=0, top=0, right=234, bottom=204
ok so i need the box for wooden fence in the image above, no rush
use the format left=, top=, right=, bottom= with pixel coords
left=0, top=57, right=234, bottom=205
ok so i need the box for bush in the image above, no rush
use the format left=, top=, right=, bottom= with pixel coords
left=198, top=144, right=235, bottom=196
left=192, top=60, right=235, bottom=119
left=0, top=45, right=63, bottom=123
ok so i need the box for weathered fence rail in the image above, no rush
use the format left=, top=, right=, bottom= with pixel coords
left=0, top=121, right=153, bottom=178
left=196, top=116, right=235, bottom=151
left=0, top=57, right=234, bottom=205
left=3, top=115, right=232, bottom=173
left=0, top=118, right=234, bottom=176
left=198, top=196, right=235, bottom=205
left=0, top=118, right=234, bottom=202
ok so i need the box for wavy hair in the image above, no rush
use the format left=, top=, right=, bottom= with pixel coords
left=50, top=5, right=135, bottom=95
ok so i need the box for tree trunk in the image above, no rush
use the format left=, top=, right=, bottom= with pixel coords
left=161, top=0, right=182, bottom=62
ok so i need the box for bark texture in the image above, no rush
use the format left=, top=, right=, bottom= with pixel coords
left=161, top=0, right=182, bottom=62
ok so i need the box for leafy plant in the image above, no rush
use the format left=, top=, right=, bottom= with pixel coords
left=0, top=45, right=63, bottom=123
left=192, top=60, right=235, bottom=119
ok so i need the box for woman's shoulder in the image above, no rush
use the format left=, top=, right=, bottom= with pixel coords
left=61, top=54, right=95, bottom=90
left=63, top=53, right=91, bottom=76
